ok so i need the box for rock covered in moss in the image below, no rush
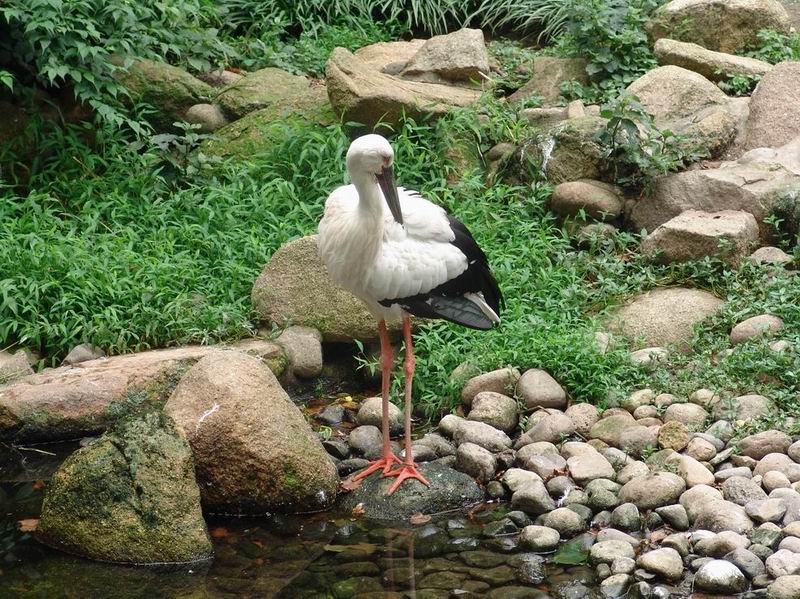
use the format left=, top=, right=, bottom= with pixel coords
left=647, top=0, right=791, bottom=53
left=215, top=67, right=313, bottom=119
left=36, top=412, right=212, bottom=564
left=165, top=350, right=338, bottom=514
left=338, top=462, right=482, bottom=520
left=252, top=235, right=401, bottom=342
left=115, top=58, right=213, bottom=131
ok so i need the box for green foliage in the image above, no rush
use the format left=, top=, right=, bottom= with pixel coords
left=716, top=72, right=761, bottom=96
left=230, top=18, right=405, bottom=76
left=474, top=0, right=571, bottom=40
left=743, top=28, right=800, bottom=64
left=218, top=0, right=473, bottom=36
left=557, top=0, right=661, bottom=104
left=0, top=0, right=231, bottom=129
left=595, top=92, right=707, bottom=191
left=487, top=40, right=541, bottom=95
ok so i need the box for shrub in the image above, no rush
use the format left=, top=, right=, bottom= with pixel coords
left=743, top=29, right=800, bottom=64
left=0, top=0, right=232, bottom=129
left=557, top=0, right=661, bottom=104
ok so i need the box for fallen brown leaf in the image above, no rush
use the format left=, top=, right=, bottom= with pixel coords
left=210, top=527, right=229, bottom=539
left=351, top=503, right=365, bottom=517
left=31, top=481, right=46, bottom=491
left=409, top=512, right=431, bottom=525
left=340, top=477, right=363, bottom=492
left=18, top=519, right=38, bottom=533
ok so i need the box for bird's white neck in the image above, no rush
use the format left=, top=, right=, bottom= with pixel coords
left=350, top=170, right=385, bottom=230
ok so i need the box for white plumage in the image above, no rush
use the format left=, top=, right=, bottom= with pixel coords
left=317, top=134, right=501, bottom=494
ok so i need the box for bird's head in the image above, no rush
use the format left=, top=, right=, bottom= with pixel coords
left=346, top=134, right=403, bottom=224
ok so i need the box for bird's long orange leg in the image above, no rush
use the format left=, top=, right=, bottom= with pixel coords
left=351, top=320, right=401, bottom=481
left=385, top=316, right=430, bottom=494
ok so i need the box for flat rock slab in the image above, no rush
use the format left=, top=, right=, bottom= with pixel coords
left=0, top=342, right=284, bottom=442
left=337, top=462, right=483, bottom=521
left=654, top=38, right=772, bottom=82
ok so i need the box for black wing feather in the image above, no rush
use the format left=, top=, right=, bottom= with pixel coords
left=379, top=214, right=503, bottom=329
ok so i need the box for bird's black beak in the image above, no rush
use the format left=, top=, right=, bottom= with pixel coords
left=377, top=165, right=403, bottom=225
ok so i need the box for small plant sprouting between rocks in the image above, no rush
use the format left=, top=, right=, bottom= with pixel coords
left=716, top=72, right=761, bottom=97
left=594, top=92, right=707, bottom=192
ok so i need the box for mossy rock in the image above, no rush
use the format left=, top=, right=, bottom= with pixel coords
left=115, top=59, right=213, bottom=131
left=213, top=67, right=321, bottom=120
left=201, top=84, right=333, bottom=159
left=36, top=412, right=212, bottom=564
left=165, top=350, right=339, bottom=514
left=533, top=116, right=609, bottom=185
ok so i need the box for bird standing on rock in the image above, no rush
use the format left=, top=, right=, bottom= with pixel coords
left=318, top=134, right=502, bottom=494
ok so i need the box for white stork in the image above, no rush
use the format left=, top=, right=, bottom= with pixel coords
left=318, top=134, right=502, bottom=494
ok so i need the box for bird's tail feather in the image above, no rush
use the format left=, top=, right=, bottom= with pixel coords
left=426, top=296, right=496, bottom=330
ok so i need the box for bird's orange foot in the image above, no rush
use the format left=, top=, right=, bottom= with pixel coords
left=384, top=462, right=430, bottom=495
left=351, top=453, right=402, bottom=482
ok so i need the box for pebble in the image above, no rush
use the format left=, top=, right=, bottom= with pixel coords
left=730, top=314, right=784, bottom=345
left=663, top=402, right=708, bottom=427
left=543, top=508, right=587, bottom=538
left=637, top=548, right=683, bottom=581
left=656, top=504, right=690, bottom=530
left=767, top=549, right=800, bottom=577
left=590, top=540, right=635, bottom=565
left=519, top=525, right=560, bottom=552
left=726, top=547, right=766, bottom=579
left=694, top=559, right=748, bottom=594
left=768, top=575, right=800, bottom=599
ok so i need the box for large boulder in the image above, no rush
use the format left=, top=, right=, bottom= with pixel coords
left=400, top=28, right=490, bottom=84
left=630, top=137, right=800, bottom=239
left=742, top=62, right=800, bottom=152
left=165, top=351, right=339, bottom=514
left=215, top=67, right=313, bottom=120
left=252, top=235, right=401, bottom=342
left=201, top=84, right=332, bottom=158
left=641, top=210, right=759, bottom=265
left=509, top=57, right=589, bottom=106
left=535, top=116, right=608, bottom=184
left=626, top=65, right=736, bottom=157
left=607, top=287, right=723, bottom=351
left=337, top=462, right=483, bottom=520
left=654, top=38, right=773, bottom=82
left=354, top=39, right=427, bottom=73
left=325, top=48, right=481, bottom=130
left=647, top=0, right=791, bottom=53
left=0, top=342, right=284, bottom=442
left=115, top=59, right=213, bottom=130
left=36, top=412, right=212, bottom=564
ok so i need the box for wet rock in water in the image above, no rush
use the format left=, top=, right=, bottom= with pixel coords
left=36, top=412, right=212, bottom=564
left=165, top=351, right=338, bottom=514
left=510, top=553, right=546, bottom=585
left=519, top=525, right=560, bottom=551
left=357, top=396, right=403, bottom=434
left=338, top=462, right=482, bottom=521
left=694, top=559, right=748, bottom=594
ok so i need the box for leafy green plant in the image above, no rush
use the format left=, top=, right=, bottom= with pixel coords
left=716, top=72, right=761, bottom=96
left=556, top=0, right=661, bottom=104
left=743, top=28, right=800, bottom=64
left=145, top=122, right=222, bottom=179
left=0, top=0, right=232, bottom=128
left=474, top=0, right=572, bottom=40
left=595, top=92, right=706, bottom=191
